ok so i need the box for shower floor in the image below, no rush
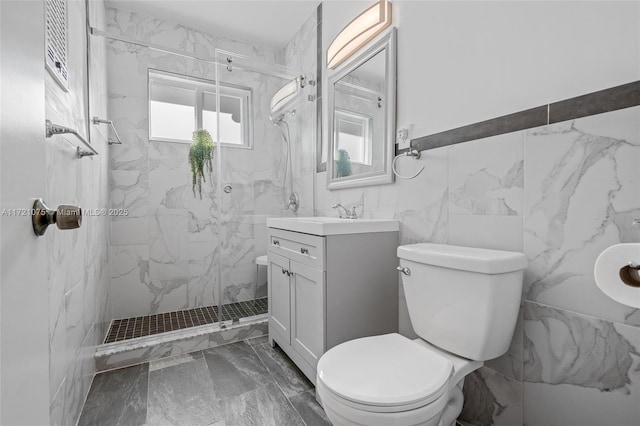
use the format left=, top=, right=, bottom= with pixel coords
left=104, top=297, right=268, bottom=344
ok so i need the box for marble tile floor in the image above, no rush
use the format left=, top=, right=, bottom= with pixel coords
left=79, top=335, right=331, bottom=426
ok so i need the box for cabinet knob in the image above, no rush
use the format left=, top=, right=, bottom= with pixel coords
left=300, top=248, right=309, bottom=255
left=282, top=268, right=287, bottom=275
left=273, top=240, right=280, bottom=246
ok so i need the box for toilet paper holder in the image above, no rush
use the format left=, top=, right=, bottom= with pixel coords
left=620, top=262, right=640, bottom=288
left=621, top=219, right=640, bottom=287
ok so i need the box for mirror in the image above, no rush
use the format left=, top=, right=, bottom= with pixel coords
left=327, top=28, right=396, bottom=189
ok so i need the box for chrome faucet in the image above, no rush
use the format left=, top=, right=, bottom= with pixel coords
left=333, top=203, right=348, bottom=218
left=332, top=203, right=358, bottom=219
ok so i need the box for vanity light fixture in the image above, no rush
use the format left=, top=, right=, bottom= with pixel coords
left=327, top=0, right=392, bottom=69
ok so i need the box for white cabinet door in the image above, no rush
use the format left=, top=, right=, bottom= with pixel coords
left=268, top=252, right=291, bottom=344
left=291, top=261, right=325, bottom=368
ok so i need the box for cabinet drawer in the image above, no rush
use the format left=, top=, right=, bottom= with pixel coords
left=268, top=228, right=325, bottom=270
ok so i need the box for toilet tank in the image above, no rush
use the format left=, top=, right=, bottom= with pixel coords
left=398, top=243, right=527, bottom=361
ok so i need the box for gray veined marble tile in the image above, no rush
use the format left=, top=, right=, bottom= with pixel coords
left=254, top=179, right=285, bottom=216
left=78, top=363, right=148, bottom=426
left=485, top=306, right=524, bottom=382
left=208, top=321, right=268, bottom=347
left=448, top=131, right=524, bottom=216
left=147, top=278, right=189, bottom=314
left=147, top=353, right=224, bottom=426
left=523, top=107, right=640, bottom=326
left=148, top=141, right=191, bottom=209
left=459, top=367, right=523, bottom=426
left=223, top=382, right=304, bottom=426
left=148, top=350, right=204, bottom=372
left=289, top=390, right=331, bottom=426
left=252, top=343, right=313, bottom=398
left=396, top=147, right=449, bottom=245
left=188, top=210, right=218, bottom=243
left=397, top=190, right=448, bottom=246
left=149, top=208, right=189, bottom=280
left=523, top=301, right=640, bottom=390
left=111, top=217, right=149, bottom=246
left=68, top=332, right=98, bottom=425
left=203, top=341, right=272, bottom=399
left=49, top=269, right=68, bottom=399
left=110, top=245, right=152, bottom=319
left=283, top=7, right=317, bottom=71
left=110, top=169, right=149, bottom=219
left=107, top=101, right=149, bottom=152
left=187, top=257, right=218, bottom=309
left=363, top=180, right=400, bottom=218
left=220, top=219, right=257, bottom=304
left=223, top=279, right=258, bottom=304
left=246, top=335, right=270, bottom=347
left=50, top=379, right=67, bottom=426
left=448, top=215, right=523, bottom=252
left=64, top=288, right=96, bottom=425
left=523, top=301, right=640, bottom=426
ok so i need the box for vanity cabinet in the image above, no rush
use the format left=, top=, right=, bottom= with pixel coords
left=267, top=226, right=399, bottom=384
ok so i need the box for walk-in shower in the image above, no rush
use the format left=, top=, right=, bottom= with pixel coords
left=95, top=26, right=313, bottom=352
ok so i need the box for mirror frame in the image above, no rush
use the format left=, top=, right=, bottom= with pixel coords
left=327, top=28, right=396, bottom=190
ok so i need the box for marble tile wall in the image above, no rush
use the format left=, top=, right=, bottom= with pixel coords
left=106, top=7, right=316, bottom=320
left=45, top=1, right=111, bottom=425
left=316, top=106, right=640, bottom=425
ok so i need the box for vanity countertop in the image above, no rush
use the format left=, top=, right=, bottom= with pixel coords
left=266, top=216, right=399, bottom=236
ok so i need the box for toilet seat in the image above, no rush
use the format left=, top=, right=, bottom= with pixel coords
left=317, top=333, right=453, bottom=413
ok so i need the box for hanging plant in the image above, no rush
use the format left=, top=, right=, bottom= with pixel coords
left=188, top=129, right=215, bottom=199
left=335, top=148, right=352, bottom=178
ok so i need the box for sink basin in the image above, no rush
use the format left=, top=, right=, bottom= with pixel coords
left=266, top=216, right=399, bottom=236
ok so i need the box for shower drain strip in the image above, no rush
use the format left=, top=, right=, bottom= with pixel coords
left=104, top=297, right=268, bottom=344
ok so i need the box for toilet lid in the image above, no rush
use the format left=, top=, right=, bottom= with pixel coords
left=317, top=333, right=453, bottom=408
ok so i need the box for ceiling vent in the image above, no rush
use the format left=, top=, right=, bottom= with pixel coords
left=45, top=0, right=69, bottom=91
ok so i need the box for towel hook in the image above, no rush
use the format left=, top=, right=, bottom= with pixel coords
left=392, top=150, right=424, bottom=179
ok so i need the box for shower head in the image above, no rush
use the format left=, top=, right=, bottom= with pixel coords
left=270, top=77, right=300, bottom=123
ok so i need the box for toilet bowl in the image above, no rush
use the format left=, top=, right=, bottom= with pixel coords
left=316, top=243, right=527, bottom=426
left=317, top=333, right=481, bottom=426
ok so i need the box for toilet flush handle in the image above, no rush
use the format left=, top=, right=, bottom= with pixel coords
left=396, top=266, right=411, bottom=276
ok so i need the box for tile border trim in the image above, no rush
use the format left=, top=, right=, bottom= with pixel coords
left=406, top=80, right=640, bottom=154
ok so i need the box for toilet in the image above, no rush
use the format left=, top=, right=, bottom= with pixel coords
left=316, top=243, right=527, bottom=426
